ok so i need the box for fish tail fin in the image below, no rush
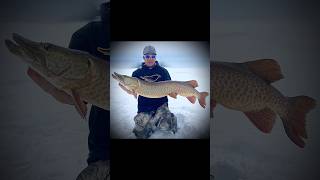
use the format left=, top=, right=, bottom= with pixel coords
left=198, top=92, right=209, bottom=108
left=280, top=96, right=316, bottom=148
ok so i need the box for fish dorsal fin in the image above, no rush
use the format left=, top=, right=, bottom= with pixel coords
left=215, top=59, right=284, bottom=83
left=184, top=80, right=198, bottom=88
left=244, top=108, right=276, bottom=133
left=244, top=59, right=284, bottom=83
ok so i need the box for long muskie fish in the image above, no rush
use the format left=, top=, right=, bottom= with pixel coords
left=112, top=72, right=209, bottom=108
left=5, top=33, right=109, bottom=118
left=211, top=59, right=316, bottom=148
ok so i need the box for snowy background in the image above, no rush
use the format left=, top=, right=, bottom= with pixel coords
left=0, top=0, right=106, bottom=179
left=110, top=42, right=210, bottom=139
left=210, top=0, right=320, bottom=179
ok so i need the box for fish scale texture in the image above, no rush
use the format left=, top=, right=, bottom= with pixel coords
left=137, top=80, right=201, bottom=98
left=211, top=62, right=287, bottom=113
left=75, top=57, right=109, bottom=110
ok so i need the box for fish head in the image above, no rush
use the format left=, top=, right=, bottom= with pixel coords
left=4, top=33, right=90, bottom=80
left=112, top=72, right=139, bottom=90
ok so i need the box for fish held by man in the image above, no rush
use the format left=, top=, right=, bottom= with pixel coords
left=112, top=72, right=209, bottom=108
left=4, top=33, right=109, bottom=119
left=211, top=59, right=316, bottom=148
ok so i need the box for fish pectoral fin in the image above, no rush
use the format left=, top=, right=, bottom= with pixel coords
left=27, top=68, right=74, bottom=105
left=244, top=108, right=276, bottom=133
left=168, top=92, right=178, bottom=99
left=185, top=80, right=198, bottom=88
left=244, top=59, right=284, bottom=83
left=186, top=96, right=196, bottom=104
left=71, top=89, right=87, bottom=120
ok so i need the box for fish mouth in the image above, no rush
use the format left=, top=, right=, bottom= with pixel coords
left=112, top=72, right=125, bottom=84
left=4, top=33, right=74, bottom=78
left=12, top=33, right=39, bottom=48
left=4, top=33, right=45, bottom=64
left=5, top=33, right=41, bottom=53
left=4, top=38, right=23, bottom=57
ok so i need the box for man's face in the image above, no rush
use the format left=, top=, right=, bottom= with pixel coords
left=143, top=54, right=156, bottom=67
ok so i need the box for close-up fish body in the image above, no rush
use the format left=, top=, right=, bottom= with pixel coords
left=5, top=33, right=109, bottom=113
left=211, top=59, right=316, bottom=148
left=112, top=72, right=209, bottom=108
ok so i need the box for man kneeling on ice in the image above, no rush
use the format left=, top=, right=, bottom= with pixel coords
left=119, top=45, right=178, bottom=138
